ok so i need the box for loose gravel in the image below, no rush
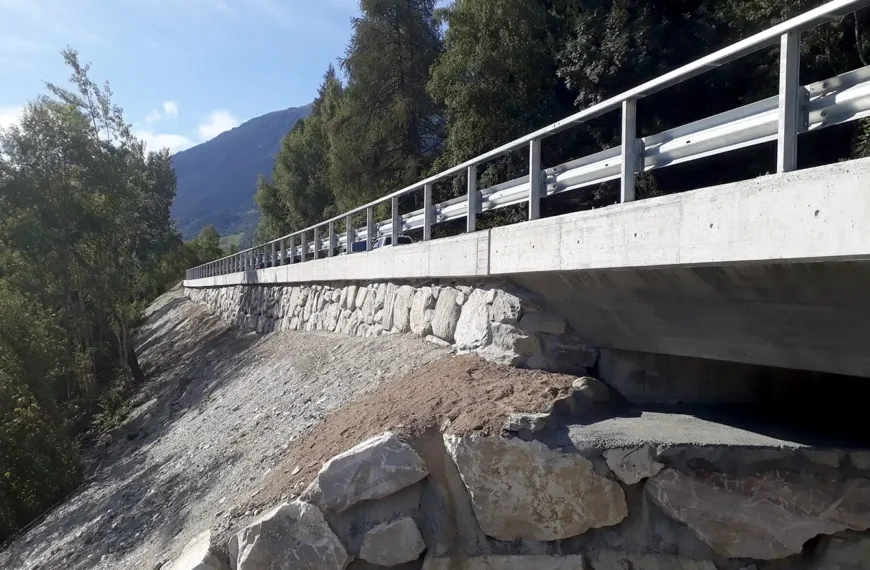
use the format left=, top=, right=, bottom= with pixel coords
left=0, top=290, right=450, bottom=570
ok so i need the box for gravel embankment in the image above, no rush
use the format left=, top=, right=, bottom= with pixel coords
left=0, top=290, right=450, bottom=570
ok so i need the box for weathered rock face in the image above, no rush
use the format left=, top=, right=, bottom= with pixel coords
left=519, top=312, right=567, bottom=335
left=572, top=377, right=611, bottom=403
left=393, top=286, right=416, bottom=333
left=359, top=517, right=426, bottom=566
left=410, top=287, right=436, bottom=337
left=430, top=288, right=463, bottom=342
left=588, top=552, right=717, bottom=570
left=303, top=432, right=429, bottom=513
left=230, top=501, right=348, bottom=570
left=453, top=289, right=492, bottom=350
left=646, top=468, right=870, bottom=559
left=604, top=445, right=665, bottom=485
left=167, top=530, right=229, bottom=570
left=444, top=435, right=627, bottom=541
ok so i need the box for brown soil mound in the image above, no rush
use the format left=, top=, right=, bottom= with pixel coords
left=255, top=353, right=576, bottom=507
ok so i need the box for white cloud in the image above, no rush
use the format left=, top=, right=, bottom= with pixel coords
left=135, top=129, right=194, bottom=153
left=144, top=100, right=179, bottom=124
left=198, top=110, right=239, bottom=141
left=0, top=106, right=22, bottom=130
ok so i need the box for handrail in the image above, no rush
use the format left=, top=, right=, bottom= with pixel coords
left=186, top=0, right=870, bottom=280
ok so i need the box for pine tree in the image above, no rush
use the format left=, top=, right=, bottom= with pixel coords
left=328, top=0, right=443, bottom=210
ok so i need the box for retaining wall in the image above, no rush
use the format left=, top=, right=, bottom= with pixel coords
left=185, top=280, right=597, bottom=373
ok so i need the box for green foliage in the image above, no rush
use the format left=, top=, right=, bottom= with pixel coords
left=328, top=0, right=443, bottom=210
left=0, top=48, right=184, bottom=541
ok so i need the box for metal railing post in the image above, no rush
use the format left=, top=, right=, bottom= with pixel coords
left=328, top=221, right=336, bottom=257
left=278, top=239, right=285, bottom=265
left=313, top=226, right=320, bottom=260
left=366, top=207, right=374, bottom=252
left=288, top=235, right=295, bottom=265
left=467, top=165, right=478, bottom=233
left=529, top=139, right=542, bottom=220
left=271, top=241, right=276, bottom=267
left=346, top=215, right=354, bottom=254
left=621, top=99, right=637, bottom=203
left=299, top=231, right=308, bottom=262
left=423, top=183, right=433, bottom=241
left=391, top=196, right=400, bottom=247
left=777, top=31, right=801, bottom=173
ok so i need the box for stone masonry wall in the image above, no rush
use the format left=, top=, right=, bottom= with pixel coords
left=185, top=280, right=597, bottom=373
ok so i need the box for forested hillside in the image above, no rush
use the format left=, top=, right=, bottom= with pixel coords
left=171, top=104, right=312, bottom=241
left=0, top=51, right=226, bottom=543
left=256, top=0, right=870, bottom=242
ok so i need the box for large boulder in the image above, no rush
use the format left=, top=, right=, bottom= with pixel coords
left=604, top=445, right=665, bottom=485
left=167, top=530, right=229, bottom=570
left=359, top=517, right=426, bottom=566
left=303, top=432, right=429, bottom=513
left=444, top=435, right=627, bottom=541
left=392, top=286, right=416, bottom=333
left=646, top=468, right=870, bottom=559
left=431, top=287, right=462, bottom=342
left=410, top=287, right=437, bottom=337
left=229, top=501, right=348, bottom=570
left=454, top=290, right=491, bottom=350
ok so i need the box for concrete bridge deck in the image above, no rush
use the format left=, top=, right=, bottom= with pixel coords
left=185, top=159, right=870, bottom=378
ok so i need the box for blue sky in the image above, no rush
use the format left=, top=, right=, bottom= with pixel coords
left=0, top=0, right=360, bottom=153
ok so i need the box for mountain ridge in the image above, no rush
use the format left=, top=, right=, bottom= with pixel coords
left=171, top=103, right=313, bottom=240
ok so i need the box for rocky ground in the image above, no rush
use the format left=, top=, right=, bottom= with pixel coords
left=0, top=289, right=455, bottom=570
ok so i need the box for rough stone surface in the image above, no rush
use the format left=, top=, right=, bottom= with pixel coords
left=230, top=501, right=348, bottom=570
left=646, top=468, right=870, bottom=559
left=359, top=517, right=426, bottom=566
left=167, top=530, right=229, bottom=570
left=589, top=552, right=717, bottom=570
left=454, top=290, right=491, bottom=350
left=814, top=534, right=870, bottom=569
left=303, top=432, right=429, bottom=513
left=519, top=312, right=567, bottom=335
left=444, top=435, right=627, bottom=541
left=604, top=445, right=665, bottom=485
left=422, top=555, right=588, bottom=569
left=573, top=377, right=612, bottom=403
left=393, top=286, right=416, bottom=333
left=410, top=287, right=436, bottom=337
left=431, top=287, right=463, bottom=342
left=503, top=413, right=551, bottom=434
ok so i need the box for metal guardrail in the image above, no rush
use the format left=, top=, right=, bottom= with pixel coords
left=187, top=0, right=870, bottom=280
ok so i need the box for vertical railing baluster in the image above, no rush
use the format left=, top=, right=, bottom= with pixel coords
left=391, top=196, right=400, bottom=248
left=279, top=239, right=285, bottom=265
left=621, top=99, right=637, bottom=203
left=300, top=231, right=308, bottom=262
left=777, top=30, right=801, bottom=173
left=529, top=139, right=542, bottom=220
left=328, top=221, right=336, bottom=257
left=366, top=207, right=374, bottom=252
left=423, top=183, right=433, bottom=241
left=313, top=226, right=320, bottom=260
left=270, top=241, right=276, bottom=267
left=288, top=235, right=295, bottom=265
left=467, top=165, right=478, bottom=233
left=342, top=216, right=350, bottom=254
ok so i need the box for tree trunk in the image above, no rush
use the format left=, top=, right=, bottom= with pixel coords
left=125, top=327, right=145, bottom=386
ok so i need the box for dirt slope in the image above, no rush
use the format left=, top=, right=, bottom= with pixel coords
left=0, top=290, right=450, bottom=570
